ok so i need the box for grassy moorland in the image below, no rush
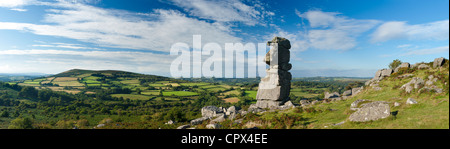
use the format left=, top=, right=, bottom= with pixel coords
left=2, top=67, right=417, bottom=129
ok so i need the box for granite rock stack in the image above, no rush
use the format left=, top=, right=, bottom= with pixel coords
left=254, top=37, right=292, bottom=109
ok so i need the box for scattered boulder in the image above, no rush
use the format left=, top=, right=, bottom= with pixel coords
left=324, top=92, right=340, bottom=99
left=406, top=98, right=418, bottom=105
left=351, top=87, right=363, bottom=96
left=299, top=100, right=310, bottom=107
left=394, top=62, right=410, bottom=73
left=397, top=74, right=413, bottom=79
left=373, top=87, right=382, bottom=91
left=248, top=104, right=266, bottom=113
left=177, top=124, right=191, bottom=129
left=165, top=120, right=175, bottom=125
left=201, top=106, right=223, bottom=118
left=349, top=101, right=391, bottom=122
left=210, top=114, right=226, bottom=124
left=418, top=64, right=430, bottom=69
left=381, top=69, right=393, bottom=77
left=342, top=90, right=352, bottom=96
left=280, top=100, right=295, bottom=110
left=96, top=124, right=105, bottom=128
left=433, top=57, right=446, bottom=68
left=401, top=77, right=424, bottom=93
left=190, top=117, right=210, bottom=125
left=394, top=102, right=401, bottom=107
left=311, top=100, right=320, bottom=105
left=206, top=123, right=222, bottom=129
left=350, top=99, right=370, bottom=111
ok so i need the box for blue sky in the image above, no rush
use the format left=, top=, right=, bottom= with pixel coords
left=0, top=0, right=448, bottom=77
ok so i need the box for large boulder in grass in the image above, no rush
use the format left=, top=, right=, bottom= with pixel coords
left=324, top=92, right=340, bottom=99
left=394, top=62, right=410, bottom=73
left=201, top=106, right=223, bottom=118
left=349, top=101, right=391, bottom=122
left=433, top=57, right=446, bottom=68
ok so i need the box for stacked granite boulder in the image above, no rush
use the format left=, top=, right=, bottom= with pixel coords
left=254, top=37, right=292, bottom=109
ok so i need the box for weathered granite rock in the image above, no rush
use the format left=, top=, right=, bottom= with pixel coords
left=352, top=87, right=363, bottom=96
left=299, top=100, right=310, bottom=107
left=394, top=62, right=410, bottom=73
left=349, top=101, right=391, bottom=122
left=401, top=77, right=425, bottom=93
left=381, top=69, right=393, bottom=77
left=350, top=99, right=370, bottom=111
left=406, top=98, right=418, bottom=105
left=177, top=124, right=191, bottom=129
left=418, top=64, right=430, bottom=69
left=201, top=106, right=223, bottom=118
left=397, top=74, right=413, bottom=79
left=311, top=100, right=320, bottom=105
left=190, top=117, right=210, bottom=125
left=324, top=92, right=340, bottom=99
left=342, top=90, right=352, bottom=96
left=206, top=123, right=222, bottom=129
left=433, top=57, right=446, bottom=68
left=210, top=114, right=226, bottom=124
left=394, top=102, right=401, bottom=107
left=255, top=37, right=292, bottom=109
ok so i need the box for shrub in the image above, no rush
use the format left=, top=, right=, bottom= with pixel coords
left=389, top=59, right=402, bottom=69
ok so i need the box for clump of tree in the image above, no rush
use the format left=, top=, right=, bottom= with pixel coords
left=389, top=59, right=402, bottom=69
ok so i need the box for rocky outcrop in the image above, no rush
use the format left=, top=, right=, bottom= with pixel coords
left=400, top=75, right=443, bottom=94
left=349, top=101, right=391, bottom=122
left=418, top=64, right=430, bottom=69
left=254, top=37, right=292, bottom=109
left=400, top=77, right=424, bottom=93
left=394, top=62, right=410, bottom=73
left=342, top=90, right=352, bottom=96
left=201, top=106, right=223, bottom=118
left=206, top=123, right=222, bottom=129
left=324, top=92, right=340, bottom=99
left=351, top=87, right=363, bottom=96
left=433, top=57, right=446, bottom=68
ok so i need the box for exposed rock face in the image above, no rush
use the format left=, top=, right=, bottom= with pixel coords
left=418, top=64, right=430, bottom=69
left=201, top=106, right=223, bottom=118
left=394, top=62, right=410, bottom=73
left=190, top=117, right=210, bottom=125
left=401, top=77, right=424, bottom=93
left=255, top=37, right=292, bottom=109
left=433, top=57, right=446, bottom=68
left=342, top=90, right=352, bottom=96
left=351, top=87, right=363, bottom=96
left=206, top=123, right=222, bottom=129
left=350, top=99, right=370, bottom=111
left=349, top=101, right=391, bottom=122
left=177, top=124, right=191, bottom=129
left=324, top=92, right=340, bottom=99
left=299, top=100, right=310, bottom=107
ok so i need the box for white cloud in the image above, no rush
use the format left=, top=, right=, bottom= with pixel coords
left=402, top=46, right=449, bottom=56
left=295, top=10, right=381, bottom=51
left=0, top=0, right=34, bottom=7
left=0, top=1, right=242, bottom=52
left=371, top=20, right=449, bottom=42
left=169, top=0, right=273, bottom=26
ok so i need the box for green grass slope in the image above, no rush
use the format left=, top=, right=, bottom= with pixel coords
left=234, top=60, right=449, bottom=129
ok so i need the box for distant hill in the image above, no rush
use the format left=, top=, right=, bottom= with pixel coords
left=0, top=73, right=47, bottom=82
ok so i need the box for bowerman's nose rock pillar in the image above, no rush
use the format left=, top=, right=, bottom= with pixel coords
left=255, top=37, right=292, bottom=109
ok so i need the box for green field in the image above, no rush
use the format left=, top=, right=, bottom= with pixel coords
left=245, top=91, right=257, bottom=99
left=179, top=82, right=210, bottom=86
left=162, top=91, right=198, bottom=97
left=111, top=94, right=152, bottom=100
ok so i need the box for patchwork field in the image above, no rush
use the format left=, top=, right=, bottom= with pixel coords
left=223, top=97, right=240, bottom=103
